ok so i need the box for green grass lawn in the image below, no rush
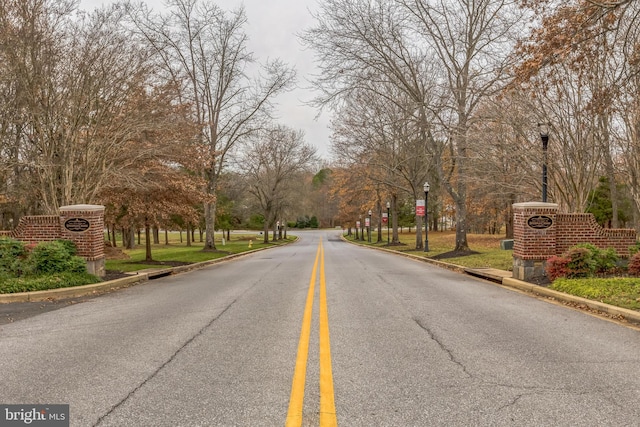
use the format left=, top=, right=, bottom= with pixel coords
left=347, top=230, right=514, bottom=270
left=106, top=232, right=293, bottom=272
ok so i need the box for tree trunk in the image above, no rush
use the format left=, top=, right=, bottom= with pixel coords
left=204, top=200, right=217, bottom=250
left=165, top=229, right=169, bottom=245
left=263, top=220, right=269, bottom=244
left=111, top=224, right=117, bottom=247
left=455, top=201, right=470, bottom=252
left=186, top=223, right=192, bottom=247
left=153, top=226, right=160, bottom=244
left=145, top=220, right=152, bottom=262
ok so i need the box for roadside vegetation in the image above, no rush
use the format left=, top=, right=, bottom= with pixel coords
left=347, top=230, right=640, bottom=312
left=0, top=238, right=100, bottom=294
left=105, top=231, right=292, bottom=273
left=0, top=232, right=294, bottom=294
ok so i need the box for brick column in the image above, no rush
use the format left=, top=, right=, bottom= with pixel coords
left=512, top=202, right=558, bottom=282
left=59, top=205, right=105, bottom=277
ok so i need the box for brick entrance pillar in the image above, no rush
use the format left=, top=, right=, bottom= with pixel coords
left=512, top=202, right=558, bottom=282
left=59, top=205, right=105, bottom=277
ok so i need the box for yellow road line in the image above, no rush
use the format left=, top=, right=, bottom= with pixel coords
left=286, top=239, right=338, bottom=427
left=285, top=242, right=320, bottom=427
left=319, top=240, right=337, bottom=426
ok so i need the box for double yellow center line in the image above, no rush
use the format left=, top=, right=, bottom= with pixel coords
left=285, top=239, right=337, bottom=427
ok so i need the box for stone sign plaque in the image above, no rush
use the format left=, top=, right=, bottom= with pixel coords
left=64, top=218, right=90, bottom=232
left=527, top=215, right=553, bottom=230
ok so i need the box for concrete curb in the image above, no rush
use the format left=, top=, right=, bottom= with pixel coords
left=0, top=237, right=297, bottom=304
left=0, top=274, right=149, bottom=303
left=502, top=277, right=640, bottom=324
left=340, top=233, right=640, bottom=324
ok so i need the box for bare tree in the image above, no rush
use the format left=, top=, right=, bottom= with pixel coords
left=237, top=125, right=317, bottom=243
left=305, top=0, right=523, bottom=252
left=331, top=86, right=433, bottom=247
left=129, top=0, right=295, bottom=251
left=398, top=0, right=525, bottom=251
left=0, top=1, right=164, bottom=217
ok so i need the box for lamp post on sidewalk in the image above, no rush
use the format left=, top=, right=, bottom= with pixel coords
left=386, top=201, right=390, bottom=245
left=368, top=209, right=372, bottom=243
left=424, top=181, right=430, bottom=252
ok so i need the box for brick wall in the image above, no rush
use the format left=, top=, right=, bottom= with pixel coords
left=513, top=202, right=637, bottom=281
left=1, top=205, right=105, bottom=276
left=555, top=213, right=636, bottom=257
left=3, top=216, right=61, bottom=245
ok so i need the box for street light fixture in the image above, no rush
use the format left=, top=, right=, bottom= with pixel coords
left=368, top=209, right=372, bottom=243
left=538, top=123, right=549, bottom=203
left=423, top=182, right=430, bottom=252
left=386, top=201, right=390, bottom=245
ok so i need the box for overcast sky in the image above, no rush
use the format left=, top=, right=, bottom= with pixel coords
left=79, top=0, right=332, bottom=160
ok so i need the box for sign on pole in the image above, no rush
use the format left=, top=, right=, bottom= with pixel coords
left=416, top=199, right=426, bottom=216
left=382, top=212, right=388, bottom=223
left=365, top=218, right=370, bottom=227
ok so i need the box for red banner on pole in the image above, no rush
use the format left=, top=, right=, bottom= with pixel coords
left=416, top=199, right=425, bottom=216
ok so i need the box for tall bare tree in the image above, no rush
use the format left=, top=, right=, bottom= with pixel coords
left=129, top=0, right=295, bottom=251
left=305, top=0, right=523, bottom=252
left=238, top=125, right=317, bottom=243
left=0, top=1, right=163, bottom=217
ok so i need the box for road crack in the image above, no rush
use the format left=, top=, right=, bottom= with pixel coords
left=413, top=317, right=472, bottom=378
left=93, top=295, right=241, bottom=426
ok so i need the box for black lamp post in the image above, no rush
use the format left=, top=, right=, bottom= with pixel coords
left=368, top=209, right=372, bottom=243
left=386, top=201, right=390, bottom=245
left=539, top=123, right=549, bottom=203
left=359, top=215, right=364, bottom=241
left=423, top=181, right=430, bottom=252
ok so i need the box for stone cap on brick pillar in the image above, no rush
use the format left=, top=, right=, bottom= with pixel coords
left=513, top=202, right=558, bottom=211
left=59, top=204, right=105, bottom=213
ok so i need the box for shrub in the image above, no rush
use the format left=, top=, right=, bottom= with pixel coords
left=56, top=239, right=78, bottom=256
left=546, top=255, right=571, bottom=281
left=574, top=243, right=618, bottom=274
left=628, top=252, right=640, bottom=276
left=566, top=247, right=596, bottom=278
left=0, top=272, right=100, bottom=294
left=0, top=237, right=28, bottom=277
left=25, top=240, right=87, bottom=275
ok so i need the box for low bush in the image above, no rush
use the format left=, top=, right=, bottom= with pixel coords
left=0, top=237, right=28, bottom=277
left=574, top=243, right=618, bottom=274
left=545, top=255, right=571, bottom=281
left=628, top=252, right=640, bottom=276
left=0, top=272, right=100, bottom=294
left=25, top=240, right=87, bottom=275
left=566, top=247, right=596, bottom=278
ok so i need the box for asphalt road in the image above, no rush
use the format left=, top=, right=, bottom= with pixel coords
left=1, top=230, right=640, bottom=426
